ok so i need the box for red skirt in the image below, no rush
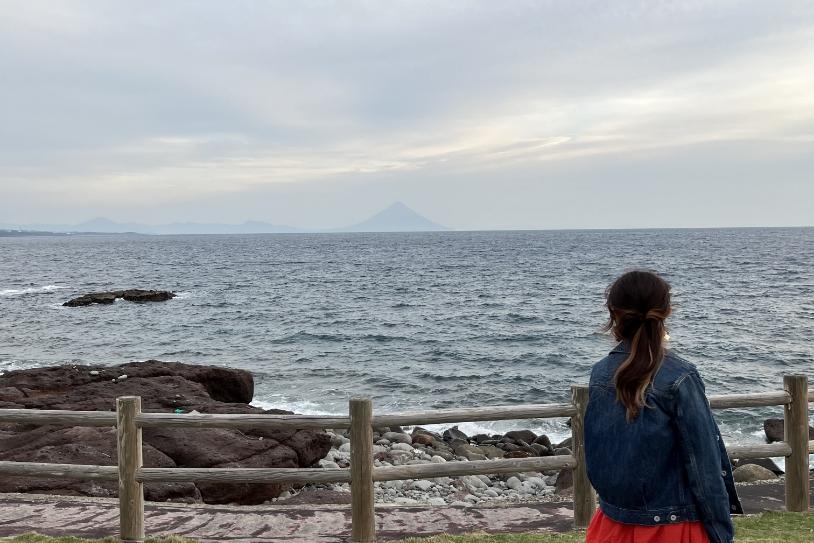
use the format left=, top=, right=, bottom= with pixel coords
left=586, top=509, right=709, bottom=543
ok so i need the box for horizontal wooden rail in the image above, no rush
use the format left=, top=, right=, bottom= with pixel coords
left=727, top=442, right=792, bottom=459
left=0, top=390, right=801, bottom=431
left=708, top=391, right=791, bottom=408
left=0, top=409, right=116, bottom=426
left=138, top=466, right=351, bottom=484
left=137, top=456, right=579, bottom=485
left=372, top=402, right=576, bottom=428
left=374, top=454, right=577, bottom=481
left=0, top=461, right=118, bottom=480
left=136, top=412, right=351, bottom=430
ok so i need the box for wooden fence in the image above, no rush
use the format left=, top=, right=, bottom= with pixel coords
left=0, top=375, right=811, bottom=543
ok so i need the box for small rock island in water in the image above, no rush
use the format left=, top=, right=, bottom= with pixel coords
left=63, top=289, right=176, bottom=306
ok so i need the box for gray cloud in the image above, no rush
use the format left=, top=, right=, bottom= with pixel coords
left=1, top=1, right=812, bottom=228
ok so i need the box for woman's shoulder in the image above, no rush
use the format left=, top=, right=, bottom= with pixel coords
left=654, top=349, right=700, bottom=389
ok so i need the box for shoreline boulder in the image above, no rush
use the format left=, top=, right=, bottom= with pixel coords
left=763, top=418, right=814, bottom=443
left=0, top=361, right=331, bottom=504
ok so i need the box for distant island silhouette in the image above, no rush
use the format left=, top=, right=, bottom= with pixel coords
left=0, top=202, right=449, bottom=235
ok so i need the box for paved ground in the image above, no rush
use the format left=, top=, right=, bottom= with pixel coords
left=0, top=480, right=809, bottom=542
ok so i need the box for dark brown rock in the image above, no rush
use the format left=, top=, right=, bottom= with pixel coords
left=533, top=434, right=553, bottom=449
left=555, top=468, right=574, bottom=494
left=443, top=426, right=468, bottom=442
left=504, top=450, right=534, bottom=459
left=63, top=289, right=175, bottom=307
left=504, top=430, right=537, bottom=444
left=0, top=361, right=330, bottom=504
left=411, top=427, right=443, bottom=441
left=412, top=434, right=434, bottom=446
left=764, top=418, right=814, bottom=443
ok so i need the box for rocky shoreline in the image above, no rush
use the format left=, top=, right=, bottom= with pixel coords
left=0, top=361, right=808, bottom=508
left=310, top=425, right=574, bottom=506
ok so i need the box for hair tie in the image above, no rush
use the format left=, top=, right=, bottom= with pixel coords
left=644, top=309, right=663, bottom=321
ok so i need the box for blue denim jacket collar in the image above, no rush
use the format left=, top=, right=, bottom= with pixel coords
left=610, top=340, right=630, bottom=354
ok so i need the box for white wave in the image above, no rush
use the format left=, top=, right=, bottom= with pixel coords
left=252, top=396, right=571, bottom=442
left=0, top=359, right=25, bottom=376
left=418, top=420, right=571, bottom=445
left=251, top=398, right=343, bottom=416
left=0, top=285, right=67, bottom=297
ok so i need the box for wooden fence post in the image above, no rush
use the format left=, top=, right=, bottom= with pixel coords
left=117, top=396, right=145, bottom=542
left=783, top=375, right=810, bottom=512
left=350, top=397, right=375, bottom=542
left=571, top=384, right=596, bottom=529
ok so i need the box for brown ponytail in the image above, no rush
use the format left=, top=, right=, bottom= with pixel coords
left=604, top=270, right=672, bottom=421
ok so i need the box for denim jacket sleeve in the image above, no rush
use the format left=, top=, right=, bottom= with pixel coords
left=672, top=370, right=739, bottom=543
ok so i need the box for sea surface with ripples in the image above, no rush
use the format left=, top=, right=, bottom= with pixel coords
left=1, top=228, right=812, bottom=451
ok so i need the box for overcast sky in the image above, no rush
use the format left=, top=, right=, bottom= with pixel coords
left=1, top=1, right=812, bottom=230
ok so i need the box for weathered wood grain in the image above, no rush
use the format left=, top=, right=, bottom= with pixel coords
left=708, top=391, right=791, bottom=408
left=117, top=396, right=145, bottom=542
left=373, top=454, right=576, bottom=481
left=137, top=467, right=351, bottom=484
left=350, top=398, right=375, bottom=543
left=570, top=385, right=595, bottom=530
left=136, top=412, right=351, bottom=430
left=372, top=403, right=576, bottom=428
left=783, top=375, right=810, bottom=512
left=0, top=409, right=116, bottom=426
left=726, top=442, right=792, bottom=459
left=0, top=461, right=117, bottom=479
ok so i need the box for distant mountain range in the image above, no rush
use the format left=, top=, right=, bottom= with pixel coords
left=1, top=202, right=449, bottom=235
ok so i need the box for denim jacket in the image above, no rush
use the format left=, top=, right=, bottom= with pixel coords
left=584, top=343, right=743, bottom=543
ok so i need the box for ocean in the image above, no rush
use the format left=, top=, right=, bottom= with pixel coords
left=1, top=228, right=812, bottom=457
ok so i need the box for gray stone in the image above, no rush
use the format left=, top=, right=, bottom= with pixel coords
left=461, top=475, right=487, bottom=490
left=506, top=476, right=522, bottom=490
left=411, top=480, right=435, bottom=491
left=443, top=426, right=469, bottom=442
left=329, top=433, right=348, bottom=448
left=451, top=441, right=487, bottom=461
left=383, top=432, right=413, bottom=445
left=533, top=435, right=553, bottom=449
left=526, top=476, right=546, bottom=488
left=732, top=458, right=784, bottom=475
left=478, top=445, right=505, bottom=459
left=733, top=464, right=778, bottom=483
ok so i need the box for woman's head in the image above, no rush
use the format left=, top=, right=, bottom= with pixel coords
left=604, top=270, right=672, bottom=421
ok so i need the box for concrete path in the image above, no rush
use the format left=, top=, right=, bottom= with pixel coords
left=0, top=480, right=808, bottom=542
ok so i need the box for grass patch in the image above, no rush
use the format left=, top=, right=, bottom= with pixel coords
left=0, top=535, right=195, bottom=543
left=397, top=512, right=814, bottom=543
